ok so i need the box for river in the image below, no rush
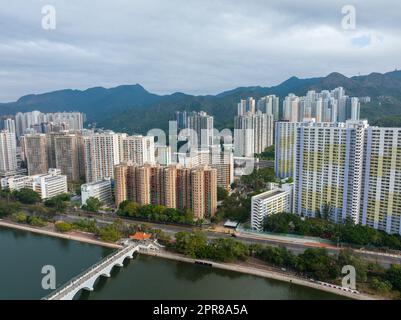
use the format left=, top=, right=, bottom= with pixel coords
left=0, top=226, right=344, bottom=300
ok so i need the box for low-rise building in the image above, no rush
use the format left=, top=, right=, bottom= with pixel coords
left=31, top=169, right=68, bottom=199
left=251, top=184, right=293, bottom=231
left=1, top=175, right=32, bottom=191
left=81, top=178, right=112, bottom=207
left=1, top=168, right=68, bottom=200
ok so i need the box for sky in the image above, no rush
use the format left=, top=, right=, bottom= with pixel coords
left=0, top=0, right=400, bottom=102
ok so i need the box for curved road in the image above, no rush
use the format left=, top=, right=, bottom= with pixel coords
left=57, top=211, right=401, bottom=268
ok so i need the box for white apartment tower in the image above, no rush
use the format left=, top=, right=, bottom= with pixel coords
left=275, top=121, right=316, bottom=179
left=187, top=111, right=214, bottom=149
left=257, top=95, right=280, bottom=121
left=234, top=111, right=273, bottom=157
left=293, top=120, right=368, bottom=225
left=122, top=135, right=155, bottom=165
left=3, top=118, right=16, bottom=135
left=361, top=127, right=401, bottom=234
left=84, top=131, right=121, bottom=182
left=0, top=130, right=18, bottom=176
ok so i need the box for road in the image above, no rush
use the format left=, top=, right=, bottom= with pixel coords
left=55, top=211, right=401, bottom=268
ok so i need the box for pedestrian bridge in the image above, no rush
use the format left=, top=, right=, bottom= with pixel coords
left=43, top=241, right=161, bottom=300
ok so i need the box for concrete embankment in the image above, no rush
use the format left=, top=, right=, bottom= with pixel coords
left=143, top=250, right=377, bottom=300
left=0, top=219, right=122, bottom=249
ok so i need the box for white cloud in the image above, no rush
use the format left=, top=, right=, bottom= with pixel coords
left=0, top=0, right=400, bottom=101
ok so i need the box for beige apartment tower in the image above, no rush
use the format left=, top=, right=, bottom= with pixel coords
left=54, top=134, right=81, bottom=182
left=114, top=163, right=217, bottom=219
left=23, top=134, right=49, bottom=175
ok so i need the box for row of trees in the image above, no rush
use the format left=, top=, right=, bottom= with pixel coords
left=53, top=218, right=171, bottom=244
left=171, top=231, right=248, bottom=262
left=0, top=188, right=41, bottom=205
left=263, top=212, right=401, bottom=250
left=10, top=212, right=47, bottom=227
left=54, top=219, right=122, bottom=242
left=117, top=200, right=195, bottom=224
left=168, top=231, right=401, bottom=298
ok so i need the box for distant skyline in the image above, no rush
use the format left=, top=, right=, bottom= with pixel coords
left=1, top=0, right=401, bottom=102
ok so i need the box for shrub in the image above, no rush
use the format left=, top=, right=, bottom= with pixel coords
left=55, top=221, right=74, bottom=233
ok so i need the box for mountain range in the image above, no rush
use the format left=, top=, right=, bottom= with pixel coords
left=1, top=70, right=401, bottom=133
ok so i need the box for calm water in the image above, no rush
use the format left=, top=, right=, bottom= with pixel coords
left=0, top=226, right=344, bottom=300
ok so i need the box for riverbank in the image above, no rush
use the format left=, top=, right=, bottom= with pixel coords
left=0, top=219, right=380, bottom=300
left=0, top=219, right=122, bottom=249
left=143, top=250, right=377, bottom=300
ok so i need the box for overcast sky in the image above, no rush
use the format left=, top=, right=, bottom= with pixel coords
left=0, top=0, right=400, bottom=102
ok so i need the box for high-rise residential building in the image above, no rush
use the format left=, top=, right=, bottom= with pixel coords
left=3, top=118, right=16, bottom=135
left=84, top=131, right=121, bottom=183
left=176, top=145, right=234, bottom=190
left=175, top=111, right=188, bottom=130
left=23, top=133, right=49, bottom=175
left=275, top=121, right=318, bottom=179
left=114, top=163, right=129, bottom=207
left=361, top=127, right=401, bottom=234
left=46, top=131, right=67, bottom=169
left=237, top=98, right=256, bottom=116
left=114, top=163, right=217, bottom=219
left=187, top=111, right=214, bottom=149
left=293, top=120, right=368, bottom=225
left=45, top=112, right=85, bottom=131
left=54, top=134, right=82, bottom=182
left=251, top=184, right=293, bottom=231
left=81, top=178, right=113, bottom=207
left=282, top=88, right=360, bottom=123
left=257, top=95, right=280, bottom=121
left=283, top=94, right=300, bottom=122
left=234, top=111, right=273, bottom=157
left=155, top=145, right=172, bottom=165
left=14, top=111, right=84, bottom=138
left=121, top=135, right=155, bottom=165
left=0, top=130, right=18, bottom=176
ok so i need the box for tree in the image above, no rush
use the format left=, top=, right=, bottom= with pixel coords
left=386, top=264, right=401, bottom=292
left=296, top=248, right=339, bottom=281
left=337, top=249, right=367, bottom=282
left=118, top=200, right=140, bottom=216
left=44, top=193, right=71, bottom=212
left=82, top=197, right=102, bottom=212
left=207, top=238, right=248, bottom=262
left=256, top=145, right=275, bottom=160
left=97, top=224, right=122, bottom=242
left=55, top=221, right=74, bottom=233
left=0, top=200, right=21, bottom=217
left=174, top=231, right=208, bottom=258
left=10, top=212, right=27, bottom=223
left=13, top=188, right=41, bottom=204
left=26, top=215, right=47, bottom=227
left=217, top=187, right=229, bottom=201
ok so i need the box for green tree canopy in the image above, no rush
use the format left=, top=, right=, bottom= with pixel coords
left=13, top=188, right=41, bottom=204
left=82, top=197, right=102, bottom=212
